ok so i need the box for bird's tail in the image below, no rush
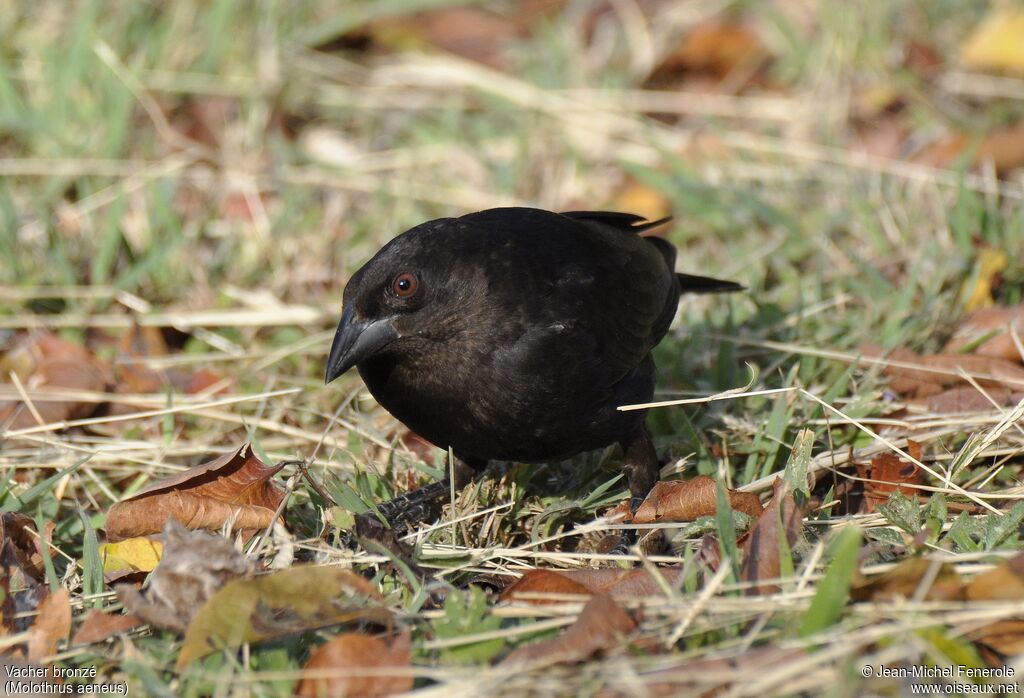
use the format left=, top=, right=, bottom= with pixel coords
left=677, top=273, right=745, bottom=294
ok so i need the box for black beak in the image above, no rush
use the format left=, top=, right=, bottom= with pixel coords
left=325, top=308, right=399, bottom=384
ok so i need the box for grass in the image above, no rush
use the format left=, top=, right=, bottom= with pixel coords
left=2, top=0, right=1024, bottom=695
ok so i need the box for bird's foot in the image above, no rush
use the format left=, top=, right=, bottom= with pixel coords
left=629, top=496, right=644, bottom=515
left=349, top=479, right=455, bottom=578
left=605, top=496, right=668, bottom=558
left=353, top=511, right=426, bottom=576
left=365, top=478, right=452, bottom=534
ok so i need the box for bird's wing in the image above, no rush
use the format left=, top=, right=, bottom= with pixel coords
left=560, top=210, right=672, bottom=234
left=550, top=214, right=679, bottom=383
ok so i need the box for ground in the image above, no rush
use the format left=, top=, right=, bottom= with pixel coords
left=2, top=1, right=1024, bottom=696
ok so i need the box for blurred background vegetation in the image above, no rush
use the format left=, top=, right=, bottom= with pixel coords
left=4, top=1, right=1024, bottom=694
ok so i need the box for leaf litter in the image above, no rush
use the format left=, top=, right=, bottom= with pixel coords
left=6, top=2, right=1024, bottom=695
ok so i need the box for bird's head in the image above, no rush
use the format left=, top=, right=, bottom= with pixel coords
left=324, top=223, right=482, bottom=384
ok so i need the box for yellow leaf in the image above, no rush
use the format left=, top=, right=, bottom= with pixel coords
left=961, top=247, right=1008, bottom=312
left=611, top=181, right=672, bottom=223
left=99, top=538, right=163, bottom=576
left=176, top=565, right=390, bottom=669
left=961, top=10, right=1024, bottom=75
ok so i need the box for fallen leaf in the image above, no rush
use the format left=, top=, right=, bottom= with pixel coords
left=27, top=589, right=71, bottom=661
left=610, top=180, right=672, bottom=225
left=117, top=519, right=251, bottom=632
left=903, top=40, right=944, bottom=77
left=962, top=248, right=1009, bottom=311
left=698, top=532, right=723, bottom=572
left=501, top=570, right=593, bottom=604
left=641, top=646, right=807, bottom=695
left=856, top=440, right=925, bottom=514
left=105, top=443, right=286, bottom=540
left=170, top=96, right=239, bottom=151
left=968, top=619, right=1024, bottom=658
left=325, top=4, right=560, bottom=70
left=960, top=9, right=1024, bottom=75
left=1, top=540, right=49, bottom=646
left=0, top=513, right=46, bottom=582
left=924, top=386, right=1024, bottom=414
left=850, top=557, right=964, bottom=602
left=111, top=324, right=226, bottom=400
left=399, top=429, right=439, bottom=466
left=739, top=478, right=805, bottom=594
left=861, top=344, right=1024, bottom=397
left=1, top=331, right=98, bottom=379
left=219, top=189, right=276, bottom=222
left=177, top=564, right=389, bottom=668
left=851, top=112, right=911, bottom=160
left=959, top=555, right=1024, bottom=660
left=297, top=632, right=412, bottom=697
left=964, top=553, right=1024, bottom=602
left=646, top=22, right=769, bottom=88
left=943, top=304, right=1024, bottom=362
left=99, top=537, right=163, bottom=583
left=914, top=122, right=1024, bottom=176
left=71, top=610, right=144, bottom=645
left=602, top=500, right=633, bottom=523
left=0, top=332, right=109, bottom=432
left=502, top=593, right=635, bottom=667
left=633, top=475, right=762, bottom=524
left=502, top=567, right=682, bottom=604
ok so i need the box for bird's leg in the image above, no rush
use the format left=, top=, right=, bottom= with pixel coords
left=620, top=423, right=660, bottom=513
left=609, top=423, right=667, bottom=557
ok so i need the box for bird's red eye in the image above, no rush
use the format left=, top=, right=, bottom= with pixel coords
left=391, top=272, right=418, bottom=298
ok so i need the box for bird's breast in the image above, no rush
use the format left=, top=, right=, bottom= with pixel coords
left=357, top=327, right=651, bottom=463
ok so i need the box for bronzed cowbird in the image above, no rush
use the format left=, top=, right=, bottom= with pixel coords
left=326, top=207, right=741, bottom=534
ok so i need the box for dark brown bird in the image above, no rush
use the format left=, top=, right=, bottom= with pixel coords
left=325, top=207, right=741, bottom=533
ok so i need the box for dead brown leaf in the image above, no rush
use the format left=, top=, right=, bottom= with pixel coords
left=924, top=386, right=1024, bottom=413
left=739, top=478, right=805, bottom=595
left=634, top=475, right=762, bottom=524
left=111, top=324, right=226, bottom=405
left=914, top=121, right=1024, bottom=175
left=502, top=567, right=682, bottom=604
left=1, top=535, right=49, bottom=644
left=502, top=594, right=636, bottom=667
left=117, top=519, right=251, bottom=632
left=968, top=619, right=1024, bottom=659
left=640, top=645, right=808, bottom=696
left=0, top=513, right=47, bottom=582
left=326, top=3, right=561, bottom=70
left=26, top=589, right=71, bottom=661
left=855, top=440, right=926, bottom=514
left=1, top=331, right=98, bottom=379
left=399, top=429, right=438, bottom=466
left=71, top=610, right=144, bottom=645
left=944, top=304, right=1024, bottom=362
left=177, top=565, right=387, bottom=668
left=501, top=569, right=593, bottom=603
left=861, top=344, right=1024, bottom=397
left=0, top=332, right=110, bottom=432
left=297, top=633, right=412, bottom=698
left=105, top=443, right=286, bottom=541
left=850, top=557, right=964, bottom=602
left=646, top=22, right=769, bottom=89
left=964, top=553, right=1024, bottom=602
left=956, top=554, right=1024, bottom=661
